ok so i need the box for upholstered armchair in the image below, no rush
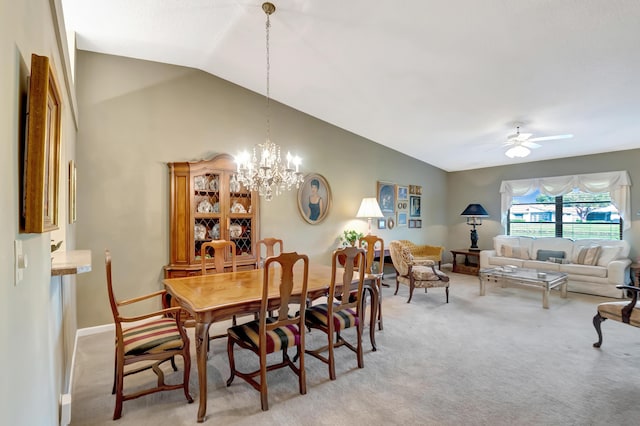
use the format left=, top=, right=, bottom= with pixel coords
left=593, top=284, right=640, bottom=348
left=397, top=240, right=444, bottom=269
left=389, top=240, right=450, bottom=303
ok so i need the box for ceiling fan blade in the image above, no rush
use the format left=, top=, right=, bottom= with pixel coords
left=528, top=134, right=574, bottom=142
left=522, top=141, right=541, bottom=149
left=516, top=133, right=532, bottom=141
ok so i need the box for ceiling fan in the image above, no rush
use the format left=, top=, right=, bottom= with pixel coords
left=503, top=126, right=574, bottom=158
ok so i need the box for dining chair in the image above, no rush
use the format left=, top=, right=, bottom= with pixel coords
left=226, top=252, right=310, bottom=411
left=201, top=239, right=237, bottom=274
left=255, top=237, right=284, bottom=268
left=105, top=250, right=192, bottom=420
left=359, top=234, right=385, bottom=331
left=201, top=240, right=238, bottom=338
left=304, top=246, right=366, bottom=380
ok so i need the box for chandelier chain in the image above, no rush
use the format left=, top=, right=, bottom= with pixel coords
left=265, top=11, right=271, bottom=142
left=233, top=2, right=304, bottom=201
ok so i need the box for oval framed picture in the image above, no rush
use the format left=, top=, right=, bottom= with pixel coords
left=297, top=173, right=332, bottom=224
left=387, top=216, right=395, bottom=229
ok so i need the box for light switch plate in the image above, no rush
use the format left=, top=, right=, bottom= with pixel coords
left=15, top=240, right=24, bottom=285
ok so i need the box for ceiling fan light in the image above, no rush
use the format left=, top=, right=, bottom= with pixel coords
left=505, top=145, right=530, bottom=158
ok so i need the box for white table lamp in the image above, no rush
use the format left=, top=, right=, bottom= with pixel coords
left=356, top=197, right=384, bottom=234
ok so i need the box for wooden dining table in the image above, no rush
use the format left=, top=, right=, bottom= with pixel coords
left=162, top=262, right=379, bottom=422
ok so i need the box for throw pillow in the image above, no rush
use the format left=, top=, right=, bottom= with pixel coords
left=536, top=249, right=565, bottom=262
left=596, top=246, right=622, bottom=267
left=547, top=257, right=571, bottom=264
left=574, top=245, right=601, bottom=266
left=501, top=244, right=530, bottom=260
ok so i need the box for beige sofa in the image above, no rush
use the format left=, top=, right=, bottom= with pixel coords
left=479, top=235, right=632, bottom=298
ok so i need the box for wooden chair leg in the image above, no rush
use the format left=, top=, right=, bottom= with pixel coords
left=593, top=312, right=606, bottom=348
left=259, top=353, right=269, bottom=411
left=446, top=287, right=449, bottom=303
left=226, top=338, right=236, bottom=386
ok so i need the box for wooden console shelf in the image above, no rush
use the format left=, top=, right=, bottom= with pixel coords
left=451, top=249, right=480, bottom=276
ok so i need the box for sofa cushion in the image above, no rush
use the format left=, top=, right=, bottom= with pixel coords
left=488, top=256, right=525, bottom=268
left=501, top=244, right=530, bottom=259
left=560, top=263, right=607, bottom=278
left=596, top=246, right=623, bottom=267
left=536, top=249, right=565, bottom=261
left=522, top=260, right=561, bottom=271
left=573, top=245, right=601, bottom=265
left=531, top=238, right=574, bottom=261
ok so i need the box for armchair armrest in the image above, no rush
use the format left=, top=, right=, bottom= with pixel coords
left=412, top=259, right=436, bottom=267
left=117, top=289, right=167, bottom=307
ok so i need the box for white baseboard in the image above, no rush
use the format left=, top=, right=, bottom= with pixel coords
left=60, top=323, right=114, bottom=425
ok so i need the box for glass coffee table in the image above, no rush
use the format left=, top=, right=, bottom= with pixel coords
left=479, top=267, right=568, bottom=309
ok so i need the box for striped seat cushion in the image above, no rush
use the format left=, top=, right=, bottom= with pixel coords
left=122, top=318, right=184, bottom=356
left=228, top=318, right=300, bottom=353
left=305, top=303, right=358, bottom=330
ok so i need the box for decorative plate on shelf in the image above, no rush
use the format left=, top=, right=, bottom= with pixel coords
left=194, top=224, right=206, bottom=240
left=194, top=176, right=207, bottom=191
left=229, top=223, right=243, bottom=238
left=209, top=178, right=219, bottom=191
left=229, top=175, right=241, bottom=192
left=231, top=201, right=247, bottom=213
left=212, top=202, right=220, bottom=213
left=208, top=223, right=220, bottom=240
left=197, top=199, right=214, bottom=213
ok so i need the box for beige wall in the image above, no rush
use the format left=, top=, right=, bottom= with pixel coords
left=1, top=0, right=77, bottom=424
left=446, top=149, right=640, bottom=262
left=75, top=51, right=448, bottom=328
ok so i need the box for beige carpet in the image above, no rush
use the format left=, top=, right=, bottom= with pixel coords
left=70, top=272, right=640, bottom=425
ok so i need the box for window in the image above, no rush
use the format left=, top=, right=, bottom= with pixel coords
left=508, top=189, right=622, bottom=239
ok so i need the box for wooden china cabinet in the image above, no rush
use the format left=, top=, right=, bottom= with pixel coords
left=164, top=153, right=260, bottom=278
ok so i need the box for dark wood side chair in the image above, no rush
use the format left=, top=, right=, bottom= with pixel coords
left=105, top=250, right=192, bottom=420
left=304, top=246, right=366, bottom=380
left=255, top=237, right=284, bottom=268
left=226, top=252, right=309, bottom=411
left=360, top=234, right=385, bottom=331
left=593, top=284, right=640, bottom=348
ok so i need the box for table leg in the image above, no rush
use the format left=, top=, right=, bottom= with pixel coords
left=479, top=276, right=486, bottom=296
left=365, top=283, right=378, bottom=352
left=195, top=321, right=212, bottom=423
left=543, top=285, right=550, bottom=309
left=561, top=280, right=568, bottom=298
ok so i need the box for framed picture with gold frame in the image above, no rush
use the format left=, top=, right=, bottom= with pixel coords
left=69, top=160, right=77, bottom=224
left=22, top=54, right=61, bottom=233
left=297, top=173, right=332, bottom=224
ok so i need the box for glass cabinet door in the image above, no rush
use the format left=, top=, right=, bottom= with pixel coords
left=228, top=172, right=253, bottom=259
left=193, top=171, right=221, bottom=261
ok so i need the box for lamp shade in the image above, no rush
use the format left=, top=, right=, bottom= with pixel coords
left=356, top=197, right=384, bottom=218
left=460, top=204, right=489, bottom=217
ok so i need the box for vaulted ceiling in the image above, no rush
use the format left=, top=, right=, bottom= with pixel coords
left=62, top=0, right=640, bottom=171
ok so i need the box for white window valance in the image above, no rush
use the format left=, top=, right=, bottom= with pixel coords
left=500, top=170, right=632, bottom=230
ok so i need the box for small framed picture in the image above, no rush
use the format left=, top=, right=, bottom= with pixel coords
left=387, top=216, right=395, bottom=229
left=408, top=219, right=416, bottom=228
left=409, top=196, right=421, bottom=217
left=397, top=212, right=408, bottom=227
left=415, top=219, right=422, bottom=228
left=377, top=218, right=386, bottom=229
left=396, top=185, right=408, bottom=201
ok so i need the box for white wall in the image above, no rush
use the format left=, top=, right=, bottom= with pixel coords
left=74, top=51, right=448, bottom=328
left=1, top=0, right=77, bottom=424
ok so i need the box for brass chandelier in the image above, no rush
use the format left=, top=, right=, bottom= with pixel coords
left=235, top=2, right=303, bottom=200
